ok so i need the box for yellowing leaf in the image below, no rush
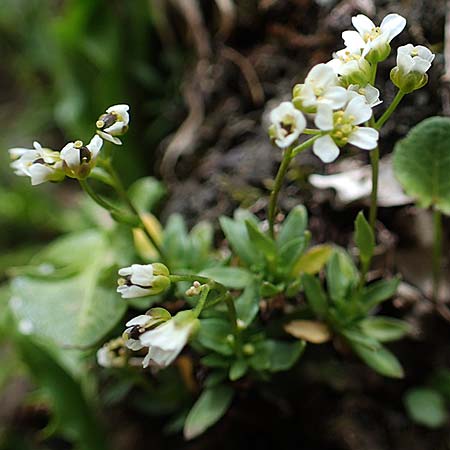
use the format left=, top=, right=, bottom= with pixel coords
left=141, top=212, right=163, bottom=246
left=291, top=245, right=333, bottom=276
left=284, top=320, right=331, bottom=344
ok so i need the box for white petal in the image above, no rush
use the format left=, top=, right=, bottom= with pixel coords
left=411, top=57, right=431, bottom=74
left=147, top=346, right=178, bottom=367
left=315, top=104, right=334, bottom=130
left=33, top=141, right=43, bottom=151
left=352, top=14, right=376, bottom=35
left=380, top=13, right=406, bottom=42
left=125, top=338, right=144, bottom=351
left=87, top=135, right=103, bottom=159
left=363, top=84, right=382, bottom=107
left=126, top=315, right=152, bottom=327
left=344, top=96, right=372, bottom=124
left=28, top=164, right=54, bottom=185
left=342, top=30, right=366, bottom=49
left=416, top=45, right=435, bottom=62
left=96, top=130, right=122, bottom=145
left=397, top=52, right=414, bottom=73
left=306, top=63, right=337, bottom=88
left=313, top=135, right=340, bottom=163
left=129, top=264, right=154, bottom=286
left=348, top=127, right=379, bottom=149
left=97, top=347, right=112, bottom=368
left=104, top=122, right=125, bottom=135
left=60, top=143, right=79, bottom=169
left=323, top=86, right=347, bottom=109
left=9, top=147, right=30, bottom=160
left=117, top=284, right=151, bottom=299
left=299, top=83, right=317, bottom=107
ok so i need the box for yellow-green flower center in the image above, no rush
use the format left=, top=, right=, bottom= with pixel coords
left=363, top=27, right=382, bottom=42
left=331, top=111, right=356, bottom=145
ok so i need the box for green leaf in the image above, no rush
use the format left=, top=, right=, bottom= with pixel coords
left=16, top=336, right=107, bottom=449
left=260, top=281, right=283, bottom=297
left=197, top=318, right=233, bottom=356
left=278, top=237, right=307, bottom=275
left=277, top=205, right=308, bottom=248
left=200, top=267, right=253, bottom=290
left=341, top=328, right=381, bottom=350
left=235, top=283, right=260, bottom=326
left=10, top=231, right=126, bottom=349
left=404, top=388, right=448, bottom=428
left=250, top=340, right=305, bottom=372
left=361, top=277, right=400, bottom=310
left=291, top=244, right=333, bottom=276
left=219, top=216, right=258, bottom=267
left=354, top=211, right=375, bottom=265
left=393, top=116, right=450, bottom=214
left=302, top=273, right=328, bottom=318
left=163, top=214, right=189, bottom=269
left=351, top=341, right=404, bottom=378
left=360, top=317, right=410, bottom=342
left=229, top=359, right=248, bottom=381
left=245, top=220, right=277, bottom=260
left=189, top=221, right=214, bottom=269
left=184, top=385, right=234, bottom=440
left=127, top=176, right=166, bottom=213
left=326, top=249, right=358, bottom=302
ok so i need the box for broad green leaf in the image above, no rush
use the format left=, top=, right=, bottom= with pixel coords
left=326, top=249, right=358, bottom=302
left=341, top=328, right=381, bottom=350
left=360, top=317, right=410, bottom=342
left=245, top=220, right=277, bottom=259
left=278, top=237, right=307, bottom=276
left=354, top=211, right=374, bottom=265
left=235, top=283, right=260, bottom=326
left=128, top=176, right=166, bottom=213
left=197, top=318, right=234, bottom=356
left=16, top=336, right=107, bottom=449
left=219, top=216, right=258, bottom=267
left=260, top=281, right=283, bottom=297
left=351, top=341, right=404, bottom=378
left=201, top=354, right=231, bottom=368
left=229, top=359, right=248, bottom=381
left=291, top=244, right=333, bottom=276
left=10, top=231, right=126, bottom=349
left=277, top=205, right=308, bottom=248
left=250, top=340, right=305, bottom=372
left=200, top=267, right=253, bottom=289
left=302, top=273, right=328, bottom=318
left=404, top=388, right=448, bottom=428
left=184, top=385, right=234, bottom=439
left=361, top=277, right=400, bottom=310
left=393, top=116, right=450, bottom=214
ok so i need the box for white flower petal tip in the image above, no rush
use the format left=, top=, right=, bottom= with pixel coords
left=96, top=104, right=130, bottom=144
left=269, top=102, right=306, bottom=148
left=313, top=135, right=340, bottom=163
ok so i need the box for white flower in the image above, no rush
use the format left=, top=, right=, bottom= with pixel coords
left=343, top=14, right=406, bottom=61
left=9, top=141, right=64, bottom=185
left=140, top=312, right=198, bottom=368
left=117, top=264, right=155, bottom=298
left=313, top=96, right=379, bottom=163
left=327, top=47, right=372, bottom=85
left=97, top=337, right=127, bottom=368
left=269, top=102, right=306, bottom=148
left=396, top=44, right=435, bottom=75
left=60, top=135, right=103, bottom=179
left=96, top=104, right=130, bottom=145
left=347, top=84, right=382, bottom=107
left=293, top=64, right=347, bottom=111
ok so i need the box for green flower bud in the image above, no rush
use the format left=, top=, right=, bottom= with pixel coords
left=390, top=67, right=428, bottom=94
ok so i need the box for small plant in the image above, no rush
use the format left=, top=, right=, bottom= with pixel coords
left=6, top=11, right=437, bottom=444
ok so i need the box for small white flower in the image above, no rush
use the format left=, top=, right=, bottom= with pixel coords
left=60, top=135, right=103, bottom=179
left=343, top=14, right=406, bottom=61
left=327, top=47, right=372, bottom=85
left=123, top=314, right=155, bottom=351
left=117, top=264, right=155, bottom=298
left=96, top=104, right=130, bottom=145
left=9, top=141, right=64, bottom=185
left=140, top=312, right=198, bottom=368
left=396, top=44, right=435, bottom=75
left=269, top=102, right=306, bottom=148
left=313, top=96, right=379, bottom=163
left=347, top=84, right=382, bottom=107
left=97, top=337, right=127, bottom=368
left=293, top=64, right=347, bottom=111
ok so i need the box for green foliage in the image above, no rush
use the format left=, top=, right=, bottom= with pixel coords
left=354, top=212, right=375, bottom=266
left=404, top=388, right=448, bottom=428
left=393, top=116, right=450, bottom=214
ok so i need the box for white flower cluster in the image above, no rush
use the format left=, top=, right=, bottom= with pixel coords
left=269, top=13, right=434, bottom=163
left=8, top=104, right=130, bottom=185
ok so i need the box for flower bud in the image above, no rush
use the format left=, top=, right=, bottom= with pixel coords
left=96, top=104, right=130, bottom=145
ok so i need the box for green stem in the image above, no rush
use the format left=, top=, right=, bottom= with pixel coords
left=369, top=146, right=379, bottom=232
left=432, top=208, right=443, bottom=302
left=304, top=128, right=321, bottom=135
left=224, top=292, right=242, bottom=356
left=369, top=62, right=378, bottom=85
left=193, top=285, right=210, bottom=317
left=79, top=178, right=122, bottom=215
left=375, top=90, right=405, bottom=130
left=268, top=136, right=317, bottom=238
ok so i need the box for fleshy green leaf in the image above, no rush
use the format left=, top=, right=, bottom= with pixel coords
left=393, top=116, right=450, bottom=214
left=163, top=214, right=189, bottom=270
left=229, top=359, right=248, bottom=381
left=291, top=244, right=333, bottom=276
left=302, top=273, right=328, bottom=318
left=404, top=388, right=448, bottom=428
left=235, top=282, right=260, bottom=326
left=360, top=317, right=410, bottom=342
left=184, top=385, right=234, bottom=439
left=277, top=205, right=308, bottom=248
left=245, top=220, right=277, bottom=260
left=361, top=277, right=400, bottom=310
left=250, top=340, right=305, bottom=372
left=278, top=237, right=307, bottom=276
left=326, top=249, right=358, bottom=302
left=351, top=341, right=404, bottom=378
left=354, top=211, right=375, bottom=265
left=200, top=267, right=253, bottom=289
left=128, top=176, right=166, bottom=213
left=197, top=318, right=233, bottom=355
